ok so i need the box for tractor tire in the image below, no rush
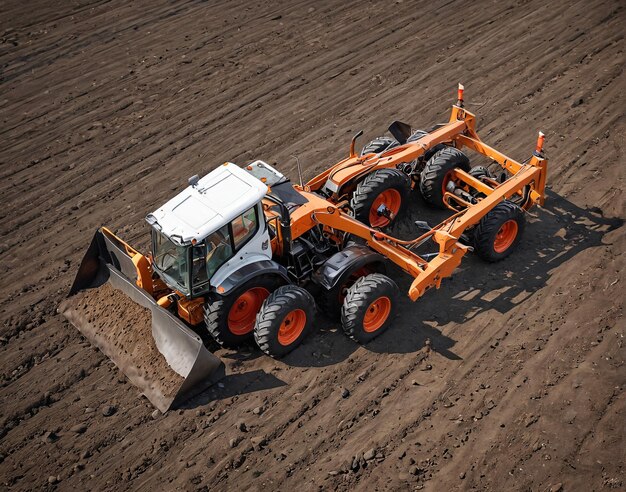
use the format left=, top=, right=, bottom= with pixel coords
left=469, top=165, right=493, bottom=180
left=360, top=136, right=398, bottom=156
left=351, top=169, right=411, bottom=228
left=341, top=273, right=399, bottom=344
left=468, top=166, right=494, bottom=200
left=254, top=285, right=316, bottom=358
left=204, top=275, right=283, bottom=347
left=318, top=264, right=378, bottom=319
left=407, top=129, right=447, bottom=162
left=419, top=147, right=471, bottom=209
left=407, top=129, right=428, bottom=142
left=473, top=200, right=525, bottom=262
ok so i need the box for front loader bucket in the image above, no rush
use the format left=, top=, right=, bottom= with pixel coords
left=59, top=229, right=224, bottom=412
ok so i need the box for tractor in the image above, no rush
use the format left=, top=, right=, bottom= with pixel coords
left=60, top=85, right=548, bottom=410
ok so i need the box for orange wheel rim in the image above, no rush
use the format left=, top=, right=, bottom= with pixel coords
left=441, top=170, right=455, bottom=196
left=369, top=189, right=401, bottom=227
left=228, top=287, right=270, bottom=335
left=363, top=296, right=391, bottom=333
left=277, top=309, right=307, bottom=346
left=493, top=220, right=518, bottom=253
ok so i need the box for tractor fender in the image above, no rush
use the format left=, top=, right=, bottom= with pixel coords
left=213, top=259, right=290, bottom=296
left=312, top=244, right=386, bottom=291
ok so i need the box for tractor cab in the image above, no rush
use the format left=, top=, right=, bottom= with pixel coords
left=145, top=162, right=273, bottom=297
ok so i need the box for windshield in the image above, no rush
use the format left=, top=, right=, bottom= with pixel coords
left=152, top=230, right=189, bottom=292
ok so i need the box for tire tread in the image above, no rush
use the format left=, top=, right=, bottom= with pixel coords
left=351, top=169, right=411, bottom=227
left=341, top=273, right=399, bottom=343
left=254, top=285, right=315, bottom=357
left=473, top=200, right=525, bottom=262
left=419, top=147, right=470, bottom=208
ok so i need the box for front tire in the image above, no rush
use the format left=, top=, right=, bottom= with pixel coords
left=254, top=285, right=316, bottom=358
left=204, top=275, right=282, bottom=347
left=341, top=273, right=399, bottom=344
left=473, top=201, right=525, bottom=262
left=351, top=169, right=411, bottom=228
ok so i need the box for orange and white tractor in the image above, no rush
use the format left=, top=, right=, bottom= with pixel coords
left=61, top=85, right=548, bottom=410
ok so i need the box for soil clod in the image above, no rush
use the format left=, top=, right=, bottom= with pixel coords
left=70, top=424, right=88, bottom=434
left=101, top=405, right=116, bottom=417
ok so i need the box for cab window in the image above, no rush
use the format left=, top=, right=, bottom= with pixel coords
left=200, top=206, right=259, bottom=284
left=204, top=223, right=233, bottom=279
left=153, top=230, right=189, bottom=292
left=232, top=206, right=258, bottom=249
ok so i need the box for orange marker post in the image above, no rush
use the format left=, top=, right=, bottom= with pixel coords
left=534, top=131, right=545, bottom=156
left=457, top=83, right=465, bottom=107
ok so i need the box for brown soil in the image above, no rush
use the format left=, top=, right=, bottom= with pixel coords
left=0, top=0, right=624, bottom=491
left=66, top=283, right=184, bottom=401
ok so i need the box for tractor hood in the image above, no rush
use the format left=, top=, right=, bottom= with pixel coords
left=146, top=162, right=268, bottom=245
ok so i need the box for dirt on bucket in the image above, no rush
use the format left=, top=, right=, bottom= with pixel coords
left=70, top=282, right=184, bottom=399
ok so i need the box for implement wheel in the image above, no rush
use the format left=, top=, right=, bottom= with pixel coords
left=469, top=165, right=493, bottom=180
left=360, top=136, right=398, bottom=156
left=204, top=275, right=282, bottom=347
left=473, top=200, right=526, bottom=262
left=341, top=273, right=399, bottom=344
left=407, top=129, right=447, bottom=163
left=351, top=169, right=411, bottom=228
left=254, top=285, right=316, bottom=358
left=420, top=147, right=470, bottom=209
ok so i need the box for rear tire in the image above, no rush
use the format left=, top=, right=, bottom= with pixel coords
left=341, top=273, right=399, bottom=344
left=360, top=136, right=398, bottom=156
left=351, top=169, right=411, bottom=228
left=204, top=275, right=282, bottom=347
left=407, top=129, right=428, bottom=142
left=254, top=285, right=316, bottom=358
left=473, top=201, right=525, bottom=262
left=318, top=264, right=377, bottom=319
left=420, top=147, right=470, bottom=209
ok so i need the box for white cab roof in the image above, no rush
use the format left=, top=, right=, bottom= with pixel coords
left=146, top=162, right=268, bottom=245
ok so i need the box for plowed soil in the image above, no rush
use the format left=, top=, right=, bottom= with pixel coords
left=0, top=0, right=624, bottom=491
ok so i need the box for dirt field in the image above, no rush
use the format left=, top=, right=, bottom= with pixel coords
left=1, top=0, right=624, bottom=490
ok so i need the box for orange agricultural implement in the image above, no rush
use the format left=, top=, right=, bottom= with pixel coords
left=308, top=84, right=547, bottom=231
left=61, top=84, right=548, bottom=410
